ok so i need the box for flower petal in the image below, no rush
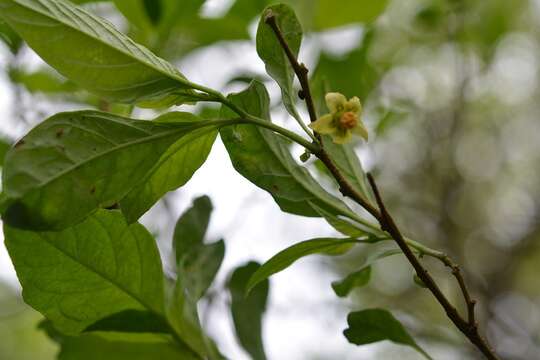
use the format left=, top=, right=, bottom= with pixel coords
left=352, top=121, right=369, bottom=141
left=331, top=129, right=352, bottom=144
left=346, top=96, right=362, bottom=114
left=325, top=92, right=347, bottom=113
left=309, top=114, right=335, bottom=134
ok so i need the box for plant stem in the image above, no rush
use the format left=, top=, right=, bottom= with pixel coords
left=264, top=11, right=500, bottom=360
left=187, top=83, right=320, bottom=153
left=367, top=174, right=496, bottom=360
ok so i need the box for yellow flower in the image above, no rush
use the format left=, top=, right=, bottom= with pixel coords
left=309, top=92, right=368, bottom=144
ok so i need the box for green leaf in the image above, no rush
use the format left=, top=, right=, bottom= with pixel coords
left=2, top=110, right=220, bottom=230
left=0, top=18, right=21, bottom=53
left=70, top=0, right=109, bottom=3
left=344, top=309, right=432, bottom=359
left=8, top=68, right=77, bottom=94
left=0, top=0, right=195, bottom=106
left=227, top=0, right=270, bottom=23
left=332, top=267, right=371, bottom=297
left=181, top=240, right=225, bottom=301
left=0, top=136, right=11, bottom=167
left=135, top=0, right=247, bottom=60
left=229, top=262, right=268, bottom=360
left=158, top=16, right=249, bottom=61
left=310, top=202, right=378, bottom=238
left=173, top=195, right=213, bottom=263
left=173, top=196, right=224, bottom=300
left=320, top=136, right=374, bottom=203
left=84, top=310, right=170, bottom=334
left=332, top=247, right=403, bottom=297
left=143, top=0, right=162, bottom=25
left=4, top=210, right=166, bottom=336
left=312, top=0, right=389, bottom=30
left=166, top=269, right=225, bottom=359
left=256, top=4, right=303, bottom=124
left=113, top=0, right=156, bottom=33
left=58, top=333, right=199, bottom=360
left=220, top=81, right=355, bottom=219
left=166, top=276, right=209, bottom=358
left=120, top=113, right=217, bottom=223
left=247, top=238, right=366, bottom=293
left=165, top=196, right=225, bottom=358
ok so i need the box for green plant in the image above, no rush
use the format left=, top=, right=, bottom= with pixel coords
left=0, top=1, right=502, bottom=359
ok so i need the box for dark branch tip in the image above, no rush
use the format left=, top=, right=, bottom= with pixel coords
left=264, top=10, right=276, bottom=24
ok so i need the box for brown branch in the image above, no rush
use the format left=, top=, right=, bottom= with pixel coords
left=453, top=264, right=477, bottom=325
left=264, top=13, right=318, bottom=124
left=265, top=11, right=500, bottom=360
left=265, top=11, right=379, bottom=218
left=367, top=175, right=496, bottom=359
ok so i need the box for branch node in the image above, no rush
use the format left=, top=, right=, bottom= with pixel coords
left=263, top=10, right=275, bottom=24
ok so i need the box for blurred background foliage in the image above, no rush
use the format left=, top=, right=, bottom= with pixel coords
left=0, top=0, right=539, bottom=359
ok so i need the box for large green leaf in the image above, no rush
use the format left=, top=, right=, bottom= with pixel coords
left=4, top=210, right=165, bottom=335
left=344, top=309, right=432, bottom=359
left=220, top=81, right=355, bottom=218
left=246, top=237, right=366, bottom=293
left=58, top=333, right=199, bottom=360
left=0, top=0, right=195, bottom=106
left=120, top=113, right=217, bottom=223
left=256, top=4, right=303, bottom=124
left=229, top=262, right=268, bottom=360
left=2, top=110, right=220, bottom=230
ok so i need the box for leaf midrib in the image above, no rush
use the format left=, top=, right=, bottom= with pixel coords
left=31, top=227, right=159, bottom=316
